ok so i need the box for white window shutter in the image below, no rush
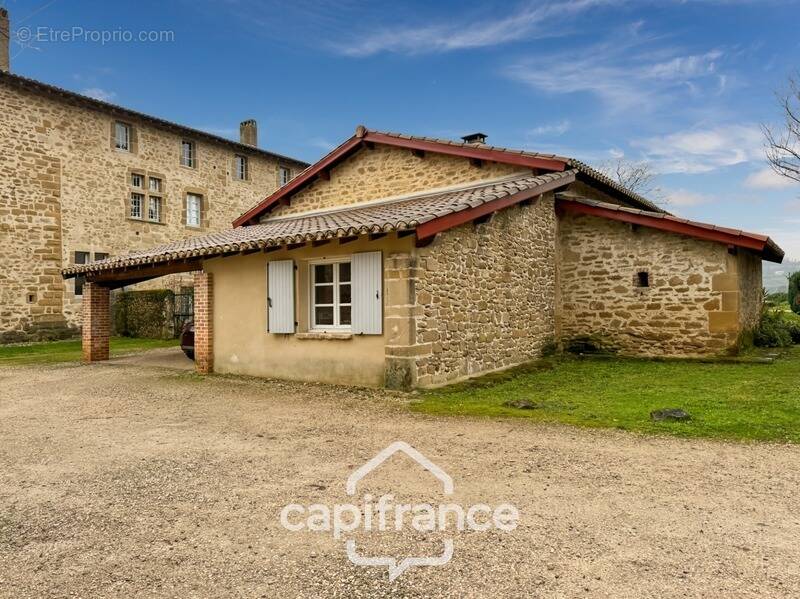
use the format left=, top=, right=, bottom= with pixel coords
left=267, top=260, right=295, bottom=333
left=352, top=251, right=383, bottom=335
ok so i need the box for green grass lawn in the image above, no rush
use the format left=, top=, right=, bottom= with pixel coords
left=0, top=337, right=178, bottom=366
left=412, top=349, right=800, bottom=444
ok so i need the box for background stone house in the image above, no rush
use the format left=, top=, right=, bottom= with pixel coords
left=67, top=127, right=783, bottom=389
left=0, top=29, right=307, bottom=341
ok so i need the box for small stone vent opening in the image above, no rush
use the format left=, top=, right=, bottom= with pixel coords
left=26, top=293, right=36, bottom=304
left=636, top=271, right=650, bottom=288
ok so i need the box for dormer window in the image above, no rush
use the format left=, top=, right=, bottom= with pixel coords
left=235, top=155, right=248, bottom=180
left=114, top=122, right=131, bottom=151
left=181, top=141, right=196, bottom=168
left=279, top=166, right=292, bottom=186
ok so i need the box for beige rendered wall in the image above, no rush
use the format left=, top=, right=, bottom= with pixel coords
left=204, top=235, right=414, bottom=387
left=0, top=81, right=299, bottom=341
left=268, top=144, right=526, bottom=218
left=557, top=212, right=755, bottom=356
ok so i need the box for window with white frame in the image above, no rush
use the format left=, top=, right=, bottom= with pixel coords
left=148, top=196, right=162, bottom=222
left=181, top=140, right=196, bottom=167
left=131, top=173, right=144, bottom=189
left=186, top=193, right=202, bottom=227
left=311, top=259, right=351, bottom=329
left=235, top=155, right=248, bottom=180
left=149, top=177, right=162, bottom=192
left=279, top=166, right=292, bottom=186
left=115, top=122, right=131, bottom=151
left=130, top=192, right=143, bottom=219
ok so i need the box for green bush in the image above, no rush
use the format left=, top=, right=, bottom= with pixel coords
left=112, top=290, right=176, bottom=339
left=789, top=271, right=800, bottom=315
left=765, top=291, right=788, bottom=307
left=784, top=311, right=800, bottom=344
left=754, top=309, right=798, bottom=348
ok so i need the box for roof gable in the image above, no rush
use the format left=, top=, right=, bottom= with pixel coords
left=234, top=126, right=665, bottom=226
left=557, top=193, right=784, bottom=263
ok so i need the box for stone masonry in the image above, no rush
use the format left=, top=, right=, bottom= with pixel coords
left=411, top=195, right=557, bottom=386
left=381, top=194, right=558, bottom=389
left=557, top=212, right=761, bottom=356
left=0, top=77, right=304, bottom=342
left=268, top=145, right=524, bottom=218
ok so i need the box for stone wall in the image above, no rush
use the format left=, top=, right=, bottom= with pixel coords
left=737, top=250, right=763, bottom=332
left=557, top=212, right=752, bottom=356
left=268, top=145, right=525, bottom=218
left=403, top=194, right=557, bottom=387
left=0, top=81, right=299, bottom=340
left=0, top=119, right=68, bottom=342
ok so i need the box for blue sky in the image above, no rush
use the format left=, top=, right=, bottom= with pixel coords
left=4, top=0, right=800, bottom=258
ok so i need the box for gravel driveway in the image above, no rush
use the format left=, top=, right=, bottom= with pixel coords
left=1, top=349, right=799, bottom=598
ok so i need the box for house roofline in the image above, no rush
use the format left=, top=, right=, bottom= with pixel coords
left=233, top=126, right=666, bottom=227
left=556, top=194, right=784, bottom=263
left=0, top=70, right=309, bottom=167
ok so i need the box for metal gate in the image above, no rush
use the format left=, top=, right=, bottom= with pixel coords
left=173, top=289, right=194, bottom=334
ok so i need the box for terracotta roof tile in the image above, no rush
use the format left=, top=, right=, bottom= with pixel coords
left=556, top=193, right=784, bottom=262
left=63, top=171, right=575, bottom=276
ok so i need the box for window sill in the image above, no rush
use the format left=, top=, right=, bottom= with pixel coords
left=295, top=331, right=353, bottom=341
left=127, top=217, right=165, bottom=225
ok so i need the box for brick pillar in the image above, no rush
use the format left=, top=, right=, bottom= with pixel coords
left=194, top=271, right=214, bottom=374
left=82, top=282, right=110, bottom=362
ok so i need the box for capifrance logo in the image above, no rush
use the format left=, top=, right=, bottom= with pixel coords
left=279, top=441, right=519, bottom=581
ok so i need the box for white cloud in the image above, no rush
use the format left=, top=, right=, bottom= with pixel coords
left=528, top=120, right=571, bottom=137
left=744, top=167, right=799, bottom=189
left=335, top=0, right=616, bottom=56
left=663, top=188, right=716, bottom=207
left=506, top=39, right=727, bottom=114
left=632, top=124, right=763, bottom=174
left=81, top=87, right=116, bottom=102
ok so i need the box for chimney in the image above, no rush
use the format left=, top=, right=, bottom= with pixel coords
left=461, top=132, right=487, bottom=144
left=0, top=8, right=9, bottom=73
left=239, top=119, right=257, bottom=147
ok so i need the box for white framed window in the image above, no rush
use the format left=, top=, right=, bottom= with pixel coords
left=131, top=173, right=144, bottom=189
left=279, top=166, right=292, bottom=186
left=148, top=196, right=162, bottom=222
left=130, top=192, right=143, bottom=219
left=310, top=258, right=352, bottom=330
left=115, top=122, right=131, bottom=151
left=186, top=193, right=202, bottom=227
left=181, top=140, right=196, bottom=167
left=149, top=177, right=162, bottom=192
left=235, top=155, right=248, bottom=180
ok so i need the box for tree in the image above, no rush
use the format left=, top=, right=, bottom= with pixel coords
left=763, top=74, right=800, bottom=185
left=597, top=157, right=665, bottom=205
left=789, top=271, right=800, bottom=315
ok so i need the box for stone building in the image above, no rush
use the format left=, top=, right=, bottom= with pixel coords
left=0, top=14, right=307, bottom=341
left=65, top=127, right=784, bottom=389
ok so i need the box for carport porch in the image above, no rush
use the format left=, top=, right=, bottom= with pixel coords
left=69, top=260, right=212, bottom=374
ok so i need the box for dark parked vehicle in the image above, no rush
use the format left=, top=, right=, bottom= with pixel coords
left=180, top=321, right=194, bottom=360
